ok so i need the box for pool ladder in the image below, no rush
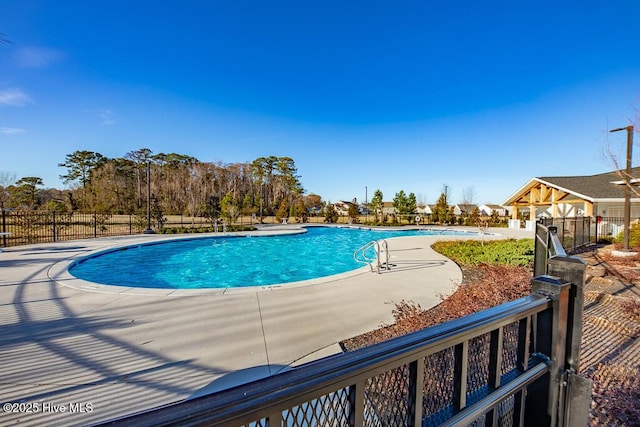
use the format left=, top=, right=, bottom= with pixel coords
left=353, top=239, right=390, bottom=274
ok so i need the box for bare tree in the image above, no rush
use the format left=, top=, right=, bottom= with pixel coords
left=461, top=185, right=476, bottom=206
left=0, top=171, right=17, bottom=210
left=0, top=171, right=16, bottom=187
left=603, top=117, right=640, bottom=198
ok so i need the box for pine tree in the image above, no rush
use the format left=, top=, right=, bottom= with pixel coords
left=221, top=192, right=239, bottom=223
left=276, top=198, right=289, bottom=222
left=371, top=189, right=384, bottom=223
left=324, top=203, right=338, bottom=223
left=348, top=203, right=360, bottom=223
left=407, top=192, right=418, bottom=216
left=433, top=192, right=448, bottom=224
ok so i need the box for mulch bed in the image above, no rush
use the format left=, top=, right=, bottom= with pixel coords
left=579, top=246, right=640, bottom=427
left=341, top=264, right=532, bottom=350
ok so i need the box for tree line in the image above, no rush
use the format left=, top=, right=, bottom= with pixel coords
left=0, top=151, right=494, bottom=226
left=368, top=188, right=447, bottom=223
left=361, top=187, right=494, bottom=226
left=0, top=150, right=324, bottom=223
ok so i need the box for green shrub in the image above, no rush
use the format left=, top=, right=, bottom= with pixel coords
left=432, top=239, right=534, bottom=267
left=226, top=225, right=255, bottom=232
left=157, top=225, right=256, bottom=234
left=614, top=223, right=640, bottom=249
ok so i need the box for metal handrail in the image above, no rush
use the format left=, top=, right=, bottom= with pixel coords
left=548, top=227, right=567, bottom=258
left=535, top=224, right=569, bottom=277
left=442, top=359, right=550, bottom=426
left=353, top=239, right=389, bottom=273
left=380, top=239, right=389, bottom=268
left=353, top=240, right=376, bottom=271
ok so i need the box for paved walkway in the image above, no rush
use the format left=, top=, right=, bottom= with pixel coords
left=576, top=248, right=640, bottom=425
left=0, top=225, right=532, bottom=425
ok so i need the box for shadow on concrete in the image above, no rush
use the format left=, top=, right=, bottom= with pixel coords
left=381, top=259, right=447, bottom=273
left=188, top=364, right=290, bottom=400
left=0, top=261, right=258, bottom=426
left=0, top=246, right=93, bottom=268
left=8, top=245, right=90, bottom=253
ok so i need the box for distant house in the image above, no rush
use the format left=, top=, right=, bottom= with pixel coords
left=381, top=202, right=396, bottom=216
left=358, top=204, right=371, bottom=215
left=453, top=204, right=478, bottom=216
left=307, top=207, right=321, bottom=216
left=334, top=200, right=357, bottom=216
left=417, top=204, right=433, bottom=216
left=479, top=204, right=510, bottom=217
left=503, top=167, right=640, bottom=223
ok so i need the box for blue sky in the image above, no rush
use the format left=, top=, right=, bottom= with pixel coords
left=1, top=1, right=639, bottom=205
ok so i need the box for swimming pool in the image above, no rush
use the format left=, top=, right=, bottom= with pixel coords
left=69, top=226, right=479, bottom=289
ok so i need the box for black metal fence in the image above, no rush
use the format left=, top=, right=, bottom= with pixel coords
left=0, top=210, right=255, bottom=247
left=101, top=225, right=592, bottom=427
left=540, top=216, right=626, bottom=253
left=0, top=210, right=379, bottom=248
left=0, top=211, right=146, bottom=247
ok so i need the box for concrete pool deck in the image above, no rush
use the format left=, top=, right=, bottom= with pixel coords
left=0, top=225, right=533, bottom=425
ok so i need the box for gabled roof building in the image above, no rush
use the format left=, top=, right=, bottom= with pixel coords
left=453, top=204, right=478, bottom=216
left=479, top=204, right=509, bottom=216
left=502, top=167, right=640, bottom=222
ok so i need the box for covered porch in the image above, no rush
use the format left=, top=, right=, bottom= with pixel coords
left=504, top=179, right=594, bottom=229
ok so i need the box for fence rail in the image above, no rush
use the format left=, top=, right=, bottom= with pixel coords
left=0, top=211, right=313, bottom=248
left=539, top=216, right=627, bottom=253
left=101, top=225, right=592, bottom=427
left=0, top=210, right=364, bottom=248
left=0, top=211, right=144, bottom=247
left=3, top=209, right=629, bottom=251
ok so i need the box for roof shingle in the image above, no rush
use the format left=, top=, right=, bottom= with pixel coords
left=538, top=167, right=640, bottom=200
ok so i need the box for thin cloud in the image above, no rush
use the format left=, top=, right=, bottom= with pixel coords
left=0, top=33, right=13, bottom=45
left=98, top=109, right=117, bottom=126
left=0, top=127, right=27, bottom=135
left=14, top=46, right=64, bottom=68
left=0, top=88, right=33, bottom=107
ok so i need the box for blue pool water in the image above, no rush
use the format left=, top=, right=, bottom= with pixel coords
left=69, top=227, right=478, bottom=289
